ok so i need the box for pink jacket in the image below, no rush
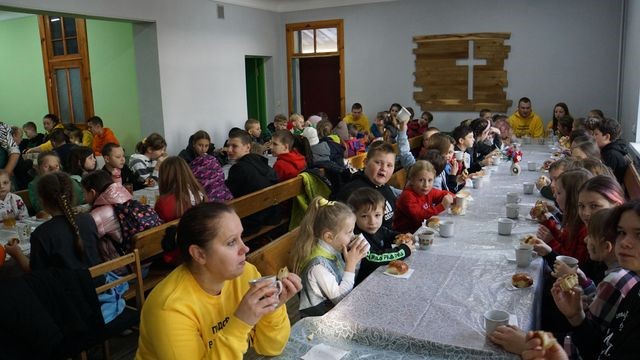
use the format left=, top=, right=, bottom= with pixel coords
left=90, top=183, right=132, bottom=244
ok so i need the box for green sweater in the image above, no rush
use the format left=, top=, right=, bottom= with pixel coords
left=28, top=175, right=85, bottom=213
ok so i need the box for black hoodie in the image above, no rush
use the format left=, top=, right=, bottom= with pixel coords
left=600, top=139, right=628, bottom=184
left=335, top=172, right=397, bottom=229
left=226, top=153, right=280, bottom=234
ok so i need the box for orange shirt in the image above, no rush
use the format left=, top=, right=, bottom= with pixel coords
left=92, top=127, right=119, bottom=155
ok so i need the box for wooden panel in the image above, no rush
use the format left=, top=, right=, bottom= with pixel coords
left=408, top=136, right=423, bottom=150
left=228, top=176, right=304, bottom=218
left=131, top=220, right=179, bottom=261
left=388, top=168, right=407, bottom=190
left=624, top=155, right=640, bottom=200
left=247, top=228, right=299, bottom=276
left=414, top=32, right=510, bottom=42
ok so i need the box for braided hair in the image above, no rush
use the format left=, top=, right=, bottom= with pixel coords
left=37, top=172, right=84, bottom=260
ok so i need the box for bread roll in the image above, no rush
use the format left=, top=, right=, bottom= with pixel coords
left=277, top=266, right=289, bottom=281
left=394, top=233, right=413, bottom=245
left=387, top=260, right=409, bottom=275
left=512, top=273, right=533, bottom=288
left=521, top=235, right=536, bottom=245
left=559, top=273, right=578, bottom=292
left=531, top=331, right=557, bottom=350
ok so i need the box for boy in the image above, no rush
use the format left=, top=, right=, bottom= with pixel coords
left=336, top=141, right=397, bottom=229
left=225, top=130, right=279, bottom=234
left=289, top=113, right=305, bottom=135
left=587, top=117, right=628, bottom=184
left=267, top=114, right=288, bottom=134
left=452, top=124, right=481, bottom=174
left=245, top=118, right=270, bottom=144
left=102, top=142, right=145, bottom=190
left=20, top=121, right=45, bottom=153
left=271, top=130, right=306, bottom=181
left=407, top=111, right=431, bottom=138
left=87, top=116, right=119, bottom=156
left=347, top=188, right=413, bottom=284
left=50, top=129, right=75, bottom=171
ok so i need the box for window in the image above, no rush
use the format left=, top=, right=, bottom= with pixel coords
left=292, top=27, right=338, bottom=54
left=38, top=15, right=94, bottom=124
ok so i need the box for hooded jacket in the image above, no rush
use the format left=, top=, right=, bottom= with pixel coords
left=89, top=182, right=132, bottom=244
left=273, top=151, right=307, bottom=181
left=600, top=139, right=628, bottom=184
left=335, top=172, right=397, bottom=229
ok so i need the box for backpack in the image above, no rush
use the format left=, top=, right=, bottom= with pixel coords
left=112, top=199, right=163, bottom=252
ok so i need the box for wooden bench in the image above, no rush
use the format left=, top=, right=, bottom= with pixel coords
left=624, top=155, right=640, bottom=200
left=247, top=227, right=299, bottom=276
left=388, top=168, right=408, bottom=189
left=347, top=153, right=367, bottom=170
left=228, top=175, right=305, bottom=242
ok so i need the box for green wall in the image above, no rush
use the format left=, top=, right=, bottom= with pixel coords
left=0, top=15, right=48, bottom=124
left=0, top=15, right=140, bottom=154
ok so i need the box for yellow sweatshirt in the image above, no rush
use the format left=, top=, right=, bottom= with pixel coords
left=507, top=111, right=544, bottom=138
left=38, top=123, right=65, bottom=152
left=136, top=264, right=290, bottom=360
left=343, top=113, right=370, bottom=133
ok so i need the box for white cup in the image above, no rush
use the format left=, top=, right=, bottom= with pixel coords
left=397, top=106, right=411, bottom=122
left=439, top=221, right=454, bottom=237
left=515, top=244, right=534, bottom=267
left=16, top=223, right=32, bottom=243
left=523, top=182, right=535, bottom=195
left=454, top=150, right=464, bottom=161
left=498, top=218, right=517, bottom=235
left=484, top=310, right=510, bottom=335
left=506, top=204, right=520, bottom=219
left=556, top=255, right=579, bottom=268
left=418, top=230, right=435, bottom=250
left=249, top=275, right=283, bottom=298
left=506, top=192, right=521, bottom=204
left=527, top=162, right=537, bottom=171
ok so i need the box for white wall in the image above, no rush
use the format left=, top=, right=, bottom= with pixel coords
left=620, top=0, right=640, bottom=142
left=281, top=0, right=623, bottom=132
left=0, top=0, right=285, bottom=151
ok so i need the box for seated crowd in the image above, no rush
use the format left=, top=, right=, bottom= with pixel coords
left=0, top=97, right=638, bottom=359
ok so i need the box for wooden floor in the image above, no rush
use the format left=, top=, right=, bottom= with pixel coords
left=103, top=296, right=301, bottom=360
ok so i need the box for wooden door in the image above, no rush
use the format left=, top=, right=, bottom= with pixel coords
left=299, top=56, right=340, bottom=123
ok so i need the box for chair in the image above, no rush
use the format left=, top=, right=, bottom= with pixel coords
left=85, top=249, right=145, bottom=360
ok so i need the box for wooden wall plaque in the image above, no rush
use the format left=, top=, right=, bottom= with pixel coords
left=413, top=32, right=512, bottom=112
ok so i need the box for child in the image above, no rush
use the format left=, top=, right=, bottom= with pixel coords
left=245, top=118, right=269, bottom=144
left=267, top=113, right=288, bottom=134
left=289, top=113, right=305, bottom=135
left=347, top=188, right=413, bottom=284
left=65, top=124, right=92, bottom=148
left=417, top=127, right=440, bottom=158
left=407, top=110, right=431, bottom=138
left=345, top=124, right=367, bottom=157
left=557, top=115, right=574, bottom=137
left=551, top=201, right=640, bottom=359
left=470, top=118, right=501, bottom=163
left=369, top=111, right=387, bottom=139
left=25, top=113, right=64, bottom=154
left=452, top=124, right=478, bottom=173
left=6, top=172, right=101, bottom=273
left=87, top=116, right=119, bottom=156
left=533, top=169, right=593, bottom=266
left=67, top=146, right=97, bottom=182
left=586, top=117, right=628, bottom=184
left=394, top=160, right=454, bottom=233
left=185, top=131, right=232, bottom=203
left=49, top=129, right=75, bottom=170
left=316, top=120, right=345, bottom=166
left=155, top=156, right=207, bottom=222
left=571, top=139, right=600, bottom=160
left=271, top=130, right=307, bottom=182
left=129, top=133, right=167, bottom=187
left=290, top=196, right=368, bottom=317
left=28, top=152, right=84, bottom=213
left=178, top=130, right=217, bottom=164
left=80, top=170, right=133, bottom=262
left=20, top=121, right=44, bottom=153
left=225, top=130, right=279, bottom=234
left=336, top=141, right=397, bottom=229
left=101, top=142, right=145, bottom=191
left=0, top=170, right=28, bottom=220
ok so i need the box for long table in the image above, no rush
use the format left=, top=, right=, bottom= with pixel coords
left=270, top=144, right=557, bottom=359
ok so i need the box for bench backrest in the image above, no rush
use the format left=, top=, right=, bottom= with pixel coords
left=624, top=155, right=640, bottom=200
left=247, top=228, right=299, bottom=276
left=89, top=249, right=145, bottom=309
left=228, top=176, right=304, bottom=218
left=131, top=219, right=179, bottom=261
left=388, top=168, right=408, bottom=189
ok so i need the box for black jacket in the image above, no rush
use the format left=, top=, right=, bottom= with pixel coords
left=355, top=225, right=411, bottom=284
left=226, top=153, right=280, bottom=234
left=335, top=172, right=397, bottom=229
left=600, top=139, right=628, bottom=185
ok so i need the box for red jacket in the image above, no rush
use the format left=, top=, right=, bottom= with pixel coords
left=273, top=151, right=306, bottom=181
left=543, top=218, right=589, bottom=264
left=394, top=186, right=453, bottom=233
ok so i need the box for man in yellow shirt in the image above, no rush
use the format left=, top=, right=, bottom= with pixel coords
left=343, top=103, right=370, bottom=134
left=507, top=97, right=544, bottom=138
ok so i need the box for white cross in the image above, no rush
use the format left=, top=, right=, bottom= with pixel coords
left=455, top=40, right=487, bottom=100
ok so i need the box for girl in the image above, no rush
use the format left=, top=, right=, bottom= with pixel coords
left=571, top=139, right=600, bottom=160
left=533, top=168, right=593, bottom=265
left=0, top=169, right=28, bottom=220
left=5, top=172, right=100, bottom=273
left=290, top=196, right=368, bottom=317
left=137, top=203, right=302, bottom=359
left=28, top=152, right=84, bottom=213
left=155, top=156, right=207, bottom=222
left=67, top=146, right=97, bottom=182
left=551, top=201, right=640, bottom=359
left=370, top=111, right=387, bottom=139
left=186, top=131, right=233, bottom=203
left=427, top=133, right=465, bottom=192
left=80, top=170, right=132, bottom=262
left=178, top=130, right=215, bottom=164
left=25, top=114, right=65, bottom=154
left=549, top=102, right=570, bottom=135
left=129, top=133, right=167, bottom=187
left=393, top=160, right=454, bottom=233
left=470, top=117, right=500, bottom=164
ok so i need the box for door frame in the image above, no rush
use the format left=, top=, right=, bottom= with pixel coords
left=285, top=19, right=344, bottom=118
left=245, top=57, right=268, bottom=127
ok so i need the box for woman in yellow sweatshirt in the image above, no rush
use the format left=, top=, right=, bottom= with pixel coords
left=25, top=113, right=65, bottom=153
left=136, top=203, right=302, bottom=360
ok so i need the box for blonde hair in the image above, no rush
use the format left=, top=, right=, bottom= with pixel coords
left=158, top=157, right=207, bottom=217
left=408, top=160, right=436, bottom=179
left=290, top=197, right=354, bottom=273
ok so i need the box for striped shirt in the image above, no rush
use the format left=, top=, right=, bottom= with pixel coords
left=128, top=153, right=158, bottom=182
